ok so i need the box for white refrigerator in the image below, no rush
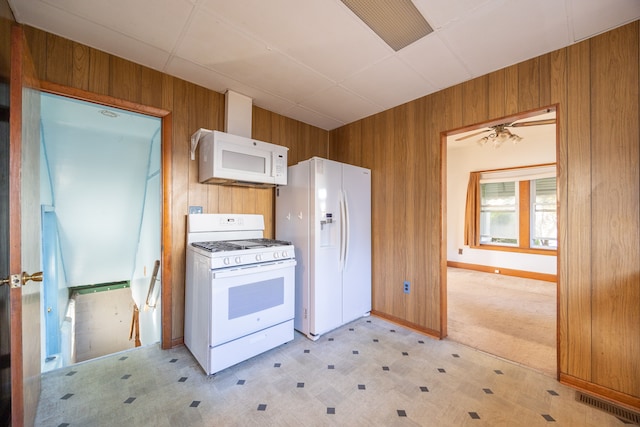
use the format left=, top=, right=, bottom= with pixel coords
left=276, top=157, right=371, bottom=340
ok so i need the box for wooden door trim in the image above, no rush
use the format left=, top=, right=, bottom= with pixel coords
left=9, top=24, right=25, bottom=427
left=37, top=80, right=174, bottom=350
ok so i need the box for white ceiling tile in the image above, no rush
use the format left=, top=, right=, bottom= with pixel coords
left=174, top=7, right=335, bottom=103
left=413, top=0, right=494, bottom=29
left=568, top=0, right=640, bottom=41
left=199, top=0, right=391, bottom=83
left=282, top=105, right=346, bottom=131
left=399, top=33, right=472, bottom=91
left=341, top=56, right=436, bottom=110
left=40, top=0, right=194, bottom=50
left=302, top=85, right=382, bottom=124
left=438, top=0, right=571, bottom=77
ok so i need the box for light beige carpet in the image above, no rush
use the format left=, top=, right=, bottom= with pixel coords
left=446, top=267, right=557, bottom=377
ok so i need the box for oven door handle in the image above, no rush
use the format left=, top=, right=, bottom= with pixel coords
left=212, top=259, right=297, bottom=279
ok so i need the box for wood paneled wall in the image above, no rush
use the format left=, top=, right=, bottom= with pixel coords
left=329, top=22, right=640, bottom=408
left=21, top=26, right=329, bottom=346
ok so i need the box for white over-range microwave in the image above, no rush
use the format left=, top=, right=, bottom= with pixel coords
left=190, top=129, right=289, bottom=187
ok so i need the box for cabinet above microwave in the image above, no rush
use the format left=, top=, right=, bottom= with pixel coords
left=190, top=129, right=288, bottom=187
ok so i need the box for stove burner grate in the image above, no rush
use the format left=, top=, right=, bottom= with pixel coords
left=192, top=238, right=292, bottom=253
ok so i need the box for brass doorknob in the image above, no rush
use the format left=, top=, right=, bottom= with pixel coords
left=1, top=271, right=43, bottom=287
left=22, top=271, right=43, bottom=285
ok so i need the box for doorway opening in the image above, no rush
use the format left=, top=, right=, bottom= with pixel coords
left=442, top=107, right=558, bottom=376
left=39, top=92, right=164, bottom=371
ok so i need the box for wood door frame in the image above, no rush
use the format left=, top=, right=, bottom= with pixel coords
left=439, top=105, right=560, bottom=378
left=37, top=81, right=174, bottom=350
left=9, top=23, right=27, bottom=427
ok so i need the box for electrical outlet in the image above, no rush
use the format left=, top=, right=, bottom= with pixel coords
left=458, top=248, right=463, bottom=255
left=403, top=281, right=410, bottom=294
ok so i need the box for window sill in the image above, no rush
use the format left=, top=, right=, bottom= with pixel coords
left=471, top=244, right=557, bottom=256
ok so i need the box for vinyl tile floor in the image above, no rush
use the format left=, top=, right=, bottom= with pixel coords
left=35, top=317, right=629, bottom=427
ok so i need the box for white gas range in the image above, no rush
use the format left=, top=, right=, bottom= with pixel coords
left=184, top=213, right=296, bottom=375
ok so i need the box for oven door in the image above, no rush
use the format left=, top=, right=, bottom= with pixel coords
left=210, top=259, right=296, bottom=346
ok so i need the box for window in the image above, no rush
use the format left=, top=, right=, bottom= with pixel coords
left=531, top=177, right=557, bottom=249
left=467, top=165, right=557, bottom=254
left=480, top=181, right=518, bottom=245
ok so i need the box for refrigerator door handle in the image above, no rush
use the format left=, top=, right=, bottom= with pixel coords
left=342, top=189, right=350, bottom=271
left=339, top=191, right=347, bottom=271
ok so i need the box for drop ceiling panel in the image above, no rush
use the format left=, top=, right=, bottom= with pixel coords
left=341, top=56, right=436, bottom=110
left=200, top=0, right=392, bottom=83
left=303, top=85, right=382, bottom=125
left=40, top=0, right=194, bottom=50
left=174, top=8, right=334, bottom=103
left=413, top=0, right=494, bottom=29
left=438, top=0, right=571, bottom=77
left=399, top=33, right=472, bottom=91
left=281, top=104, right=346, bottom=131
left=569, top=0, right=640, bottom=41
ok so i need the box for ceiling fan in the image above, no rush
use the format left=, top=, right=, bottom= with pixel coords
left=455, top=117, right=556, bottom=148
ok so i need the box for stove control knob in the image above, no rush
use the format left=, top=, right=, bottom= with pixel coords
left=256, top=254, right=262, bottom=261
left=274, top=252, right=279, bottom=259
left=235, top=256, right=242, bottom=264
left=223, top=257, right=230, bottom=265
left=282, top=251, right=288, bottom=258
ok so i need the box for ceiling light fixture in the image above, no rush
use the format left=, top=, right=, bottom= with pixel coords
left=99, top=109, right=119, bottom=118
left=340, top=0, right=433, bottom=51
left=477, top=124, right=523, bottom=149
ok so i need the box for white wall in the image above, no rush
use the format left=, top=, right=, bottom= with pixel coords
left=129, top=130, right=162, bottom=346
left=446, top=123, right=557, bottom=275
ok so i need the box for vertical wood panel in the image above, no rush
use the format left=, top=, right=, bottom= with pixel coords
left=360, top=115, right=375, bottom=170
left=504, top=64, right=519, bottom=115
left=461, top=75, right=489, bottom=125
left=391, top=105, right=408, bottom=319
left=88, top=48, right=109, bottom=95
left=589, top=23, right=640, bottom=395
left=109, top=56, right=141, bottom=103
left=45, top=33, right=73, bottom=85
left=426, top=91, right=446, bottom=331
left=565, top=39, right=593, bottom=380
left=412, top=96, right=430, bottom=328
left=538, top=53, right=552, bottom=107
left=371, top=111, right=392, bottom=313
left=71, top=42, right=89, bottom=91
left=187, top=84, right=209, bottom=213
left=548, top=48, right=567, bottom=378
left=443, top=84, right=463, bottom=130
left=517, top=58, right=540, bottom=112
left=170, top=78, right=190, bottom=340
left=488, top=69, right=506, bottom=119
left=141, top=67, right=163, bottom=108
